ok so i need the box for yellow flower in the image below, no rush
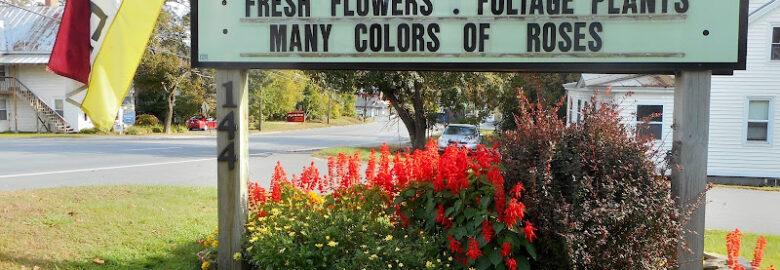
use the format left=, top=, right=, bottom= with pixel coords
left=211, top=240, right=218, bottom=248
left=326, top=236, right=331, bottom=240
left=388, top=264, right=392, bottom=268
left=448, top=257, right=453, bottom=261
left=327, top=241, right=338, bottom=247
left=426, top=261, right=434, bottom=268
left=370, top=254, right=378, bottom=260
left=385, top=235, right=393, bottom=241
left=288, top=232, right=296, bottom=237
left=399, top=263, right=404, bottom=267
left=201, top=261, right=211, bottom=270
left=233, top=252, right=242, bottom=260
left=360, top=245, right=367, bottom=249
left=315, top=243, right=324, bottom=248
left=250, top=236, right=258, bottom=243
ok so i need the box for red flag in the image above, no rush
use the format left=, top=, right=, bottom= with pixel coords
left=47, top=0, right=91, bottom=84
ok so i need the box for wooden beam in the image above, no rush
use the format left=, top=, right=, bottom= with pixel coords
left=216, top=69, right=249, bottom=270
left=672, top=70, right=711, bottom=270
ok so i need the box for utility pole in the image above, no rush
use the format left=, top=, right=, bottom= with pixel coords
left=326, top=89, right=332, bottom=125
left=672, top=70, right=711, bottom=270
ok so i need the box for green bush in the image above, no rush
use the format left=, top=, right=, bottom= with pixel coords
left=498, top=96, right=686, bottom=269
left=134, top=114, right=160, bottom=126
left=197, top=184, right=447, bottom=270
left=151, top=125, right=164, bottom=133
left=124, top=126, right=149, bottom=135
left=79, top=128, right=101, bottom=134
left=174, top=125, right=189, bottom=133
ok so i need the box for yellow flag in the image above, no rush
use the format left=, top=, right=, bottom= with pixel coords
left=82, top=0, right=165, bottom=130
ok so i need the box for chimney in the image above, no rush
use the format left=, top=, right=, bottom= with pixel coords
left=45, top=0, right=58, bottom=6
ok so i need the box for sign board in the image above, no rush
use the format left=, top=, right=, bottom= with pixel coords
left=122, top=109, right=136, bottom=126
left=286, top=111, right=305, bottom=122
left=192, top=0, right=747, bottom=74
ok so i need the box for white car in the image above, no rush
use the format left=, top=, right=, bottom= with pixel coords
left=438, top=124, right=481, bottom=151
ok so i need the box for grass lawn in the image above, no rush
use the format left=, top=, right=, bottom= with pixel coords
left=0, top=186, right=217, bottom=269
left=253, top=117, right=368, bottom=134
left=0, top=133, right=90, bottom=139
left=705, top=229, right=780, bottom=267
left=312, top=144, right=407, bottom=161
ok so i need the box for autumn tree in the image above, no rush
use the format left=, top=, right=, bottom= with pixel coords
left=134, top=4, right=213, bottom=133
left=313, top=71, right=505, bottom=149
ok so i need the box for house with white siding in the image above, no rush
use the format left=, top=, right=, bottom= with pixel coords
left=565, top=0, right=780, bottom=186
left=0, top=2, right=95, bottom=133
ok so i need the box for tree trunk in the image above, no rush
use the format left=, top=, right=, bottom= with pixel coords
left=383, top=86, right=428, bottom=150
left=256, top=88, right=263, bottom=131
left=164, top=89, right=175, bottom=134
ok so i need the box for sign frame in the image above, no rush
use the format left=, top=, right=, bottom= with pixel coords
left=191, top=0, right=749, bottom=75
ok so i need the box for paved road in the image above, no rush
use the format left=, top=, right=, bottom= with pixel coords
left=0, top=119, right=408, bottom=191
left=706, top=187, right=780, bottom=235
left=1, top=120, right=778, bottom=234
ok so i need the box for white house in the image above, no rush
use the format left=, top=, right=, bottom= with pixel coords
left=355, top=93, right=391, bottom=119
left=0, top=3, right=95, bottom=133
left=565, top=0, right=780, bottom=186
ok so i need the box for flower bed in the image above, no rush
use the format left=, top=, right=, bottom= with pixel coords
left=199, top=142, right=537, bottom=270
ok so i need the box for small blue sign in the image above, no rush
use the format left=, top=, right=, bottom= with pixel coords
left=123, top=110, right=136, bottom=125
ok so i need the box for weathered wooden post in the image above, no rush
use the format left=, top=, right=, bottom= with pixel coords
left=672, top=70, right=712, bottom=270
left=216, top=69, right=249, bottom=270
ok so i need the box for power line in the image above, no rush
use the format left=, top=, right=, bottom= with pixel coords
left=0, top=0, right=61, bottom=22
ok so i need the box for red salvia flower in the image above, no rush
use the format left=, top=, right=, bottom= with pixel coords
left=751, top=236, right=767, bottom=269
left=448, top=235, right=463, bottom=254
left=366, top=149, right=377, bottom=185
left=510, top=182, right=525, bottom=199
left=727, top=229, right=744, bottom=269
left=435, top=205, right=446, bottom=224
left=506, top=258, right=517, bottom=270
left=500, top=242, right=511, bottom=258
left=270, top=161, right=287, bottom=202
left=256, top=210, right=267, bottom=218
left=248, top=182, right=267, bottom=208
left=504, top=198, right=526, bottom=229
left=481, top=220, right=494, bottom=243
left=523, top=221, right=537, bottom=243
left=465, top=237, right=482, bottom=260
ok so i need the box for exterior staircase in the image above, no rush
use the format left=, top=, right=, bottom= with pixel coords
left=0, top=76, right=74, bottom=133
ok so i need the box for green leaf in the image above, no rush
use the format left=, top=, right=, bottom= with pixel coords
left=488, top=247, right=502, bottom=265
left=521, top=239, right=537, bottom=260
left=518, top=257, right=531, bottom=270
left=403, top=188, right=416, bottom=198
left=464, top=207, right=478, bottom=219
left=476, top=257, right=492, bottom=270
left=493, top=222, right=505, bottom=235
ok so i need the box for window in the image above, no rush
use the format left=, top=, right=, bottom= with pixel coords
left=54, top=99, right=64, bottom=116
left=577, top=99, right=582, bottom=122
left=637, top=105, right=663, bottom=140
left=746, top=99, right=772, bottom=142
left=773, top=27, right=780, bottom=60
left=0, top=98, right=7, bottom=121
left=0, top=65, right=5, bottom=81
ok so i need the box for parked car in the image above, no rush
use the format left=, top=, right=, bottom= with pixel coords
left=187, top=116, right=217, bottom=130
left=438, top=124, right=481, bottom=151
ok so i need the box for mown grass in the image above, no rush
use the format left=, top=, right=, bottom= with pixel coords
left=704, top=229, right=780, bottom=267
left=312, top=144, right=407, bottom=161
left=253, top=117, right=368, bottom=134
left=0, top=132, right=90, bottom=139
left=0, top=186, right=217, bottom=269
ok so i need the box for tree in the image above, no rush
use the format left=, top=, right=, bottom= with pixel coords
left=298, top=85, right=327, bottom=120
left=497, top=73, right=578, bottom=131
left=134, top=5, right=213, bottom=133
left=313, top=71, right=504, bottom=149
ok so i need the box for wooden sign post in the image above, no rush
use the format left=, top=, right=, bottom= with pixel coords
left=216, top=69, right=249, bottom=269
left=672, top=70, right=712, bottom=270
